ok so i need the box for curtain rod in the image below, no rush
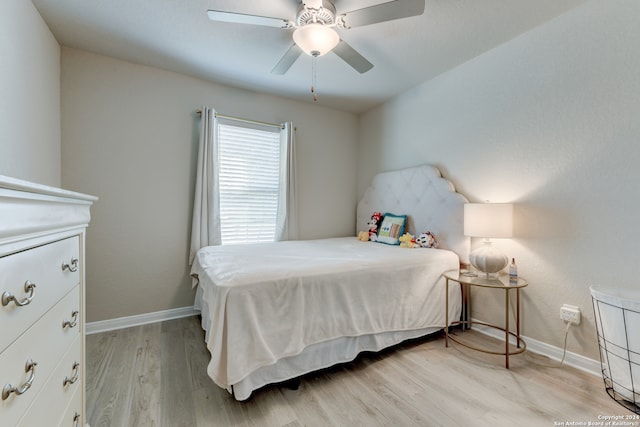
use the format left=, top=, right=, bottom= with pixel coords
left=195, top=109, right=284, bottom=130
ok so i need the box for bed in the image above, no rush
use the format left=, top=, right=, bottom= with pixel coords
left=190, top=164, right=469, bottom=400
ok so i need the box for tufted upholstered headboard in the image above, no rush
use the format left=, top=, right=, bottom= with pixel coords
left=356, top=165, right=470, bottom=264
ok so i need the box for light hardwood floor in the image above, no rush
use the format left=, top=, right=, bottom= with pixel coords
left=86, top=316, right=627, bottom=427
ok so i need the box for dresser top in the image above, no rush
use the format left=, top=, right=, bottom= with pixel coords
left=0, top=175, right=97, bottom=203
left=0, top=175, right=97, bottom=250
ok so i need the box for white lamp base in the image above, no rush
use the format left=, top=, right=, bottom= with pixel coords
left=469, top=241, right=508, bottom=278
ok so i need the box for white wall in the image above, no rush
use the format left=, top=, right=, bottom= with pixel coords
left=358, top=0, right=640, bottom=361
left=0, top=0, right=61, bottom=186
left=61, top=48, right=358, bottom=322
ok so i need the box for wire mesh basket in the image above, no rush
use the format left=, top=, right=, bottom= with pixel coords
left=591, top=286, right=640, bottom=414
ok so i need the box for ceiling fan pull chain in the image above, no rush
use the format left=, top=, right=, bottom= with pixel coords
left=311, top=54, right=318, bottom=102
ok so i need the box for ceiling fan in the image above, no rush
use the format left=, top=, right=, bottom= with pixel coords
left=207, top=0, right=426, bottom=75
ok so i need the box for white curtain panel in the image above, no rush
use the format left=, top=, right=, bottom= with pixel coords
left=189, top=106, right=221, bottom=264
left=275, top=122, right=298, bottom=241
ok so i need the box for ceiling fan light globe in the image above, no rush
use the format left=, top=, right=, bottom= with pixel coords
left=293, top=24, right=339, bottom=57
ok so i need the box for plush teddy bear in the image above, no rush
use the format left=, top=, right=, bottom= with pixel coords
left=415, top=231, right=438, bottom=248
left=357, top=230, right=370, bottom=241
left=367, top=211, right=383, bottom=242
left=399, top=232, right=419, bottom=248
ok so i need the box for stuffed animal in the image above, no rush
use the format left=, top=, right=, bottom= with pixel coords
left=357, top=231, right=370, bottom=241
left=399, top=233, right=419, bottom=248
left=416, top=231, right=438, bottom=248
left=367, top=211, right=383, bottom=242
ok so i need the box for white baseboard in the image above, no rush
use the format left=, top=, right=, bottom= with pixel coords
left=86, top=306, right=200, bottom=335
left=470, top=320, right=601, bottom=377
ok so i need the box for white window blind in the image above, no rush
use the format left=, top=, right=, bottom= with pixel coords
left=218, top=122, right=281, bottom=245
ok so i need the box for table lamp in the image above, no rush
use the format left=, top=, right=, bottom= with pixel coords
left=464, top=203, right=513, bottom=278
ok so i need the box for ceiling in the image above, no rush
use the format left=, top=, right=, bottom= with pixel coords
left=32, top=0, right=587, bottom=114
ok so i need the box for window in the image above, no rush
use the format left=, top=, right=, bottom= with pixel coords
left=189, top=107, right=296, bottom=263
left=217, top=121, right=282, bottom=245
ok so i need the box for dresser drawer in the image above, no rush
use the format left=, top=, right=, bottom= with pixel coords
left=0, top=288, right=80, bottom=425
left=58, top=384, right=82, bottom=427
left=0, top=236, right=80, bottom=352
left=17, top=337, right=81, bottom=427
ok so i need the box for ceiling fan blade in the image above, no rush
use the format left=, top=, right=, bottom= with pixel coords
left=332, top=40, right=373, bottom=74
left=271, top=44, right=303, bottom=74
left=207, top=10, right=291, bottom=28
left=340, top=0, right=425, bottom=28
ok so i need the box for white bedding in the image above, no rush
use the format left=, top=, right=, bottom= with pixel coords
left=191, top=236, right=461, bottom=399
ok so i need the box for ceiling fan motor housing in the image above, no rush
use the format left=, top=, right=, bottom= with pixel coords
left=296, top=1, right=337, bottom=26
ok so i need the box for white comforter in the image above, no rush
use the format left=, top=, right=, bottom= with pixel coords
left=191, top=237, right=459, bottom=390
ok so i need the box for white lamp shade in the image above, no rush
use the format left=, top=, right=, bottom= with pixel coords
left=293, top=24, right=340, bottom=57
left=464, top=203, right=513, bottom=238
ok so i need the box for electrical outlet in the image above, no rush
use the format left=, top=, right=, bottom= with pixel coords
left=560, top=304, right=581, bottom=325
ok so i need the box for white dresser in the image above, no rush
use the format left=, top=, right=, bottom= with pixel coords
left=0, top=176, right=96, bottom=427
